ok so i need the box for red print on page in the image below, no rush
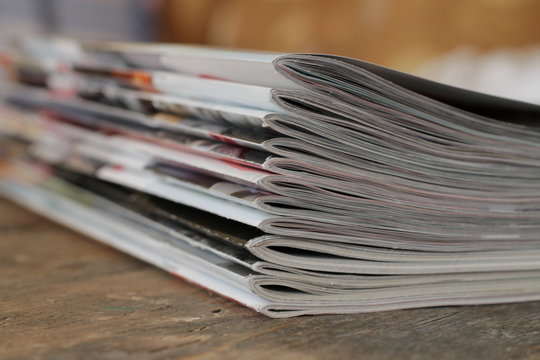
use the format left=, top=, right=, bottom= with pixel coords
left=198, top=73, right=229, bottom=82
left=210, top=133, right=239, bottom=145
left=222, top=159, right=271, bottom=174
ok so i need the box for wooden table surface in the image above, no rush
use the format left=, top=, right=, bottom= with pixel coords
left=1, top=196, right=540, bottom=360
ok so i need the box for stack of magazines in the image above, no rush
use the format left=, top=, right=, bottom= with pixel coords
left=1, top=37, right=539, bottom=318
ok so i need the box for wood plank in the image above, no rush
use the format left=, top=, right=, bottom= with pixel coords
left=1, top=197, right=539, bottom=360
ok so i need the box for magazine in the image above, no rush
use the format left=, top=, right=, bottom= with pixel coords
left=0, top=36, right=539, bottom=317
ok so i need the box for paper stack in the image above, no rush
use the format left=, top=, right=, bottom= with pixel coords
left=1, top=37, right=539, bottom=317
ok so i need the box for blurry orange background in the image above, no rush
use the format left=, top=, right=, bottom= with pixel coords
left=158, top=0, right=540, bottom=71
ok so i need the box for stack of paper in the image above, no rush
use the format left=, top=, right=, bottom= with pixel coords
left=1, top=37, right=539, bottom=318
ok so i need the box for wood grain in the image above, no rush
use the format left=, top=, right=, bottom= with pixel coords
left=1, top=197, right=539, bottom=360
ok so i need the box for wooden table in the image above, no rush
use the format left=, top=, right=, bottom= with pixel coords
left=1, top=197, right=539, bottom=360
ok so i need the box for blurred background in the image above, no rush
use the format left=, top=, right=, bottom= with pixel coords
left=0, top=0, right=539, bottom=98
